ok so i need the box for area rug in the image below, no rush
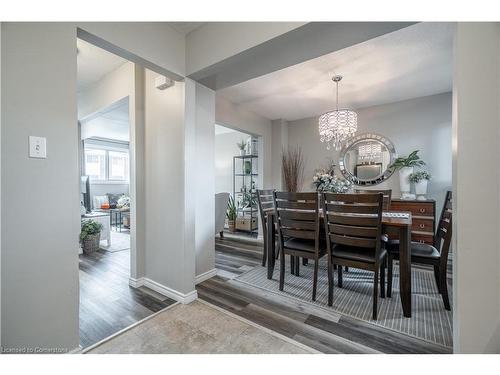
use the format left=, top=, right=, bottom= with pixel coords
left=233, top=259, right=453, bottom=348
left=100, top=231, right=130, bottom=253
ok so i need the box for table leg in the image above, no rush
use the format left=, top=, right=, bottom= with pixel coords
left=267, top=214, right=275, bottom=279
left=399, top=225, right=412, bottom=317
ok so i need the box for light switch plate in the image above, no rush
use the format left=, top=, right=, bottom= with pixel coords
left=29, top=136, right=47, bottom=158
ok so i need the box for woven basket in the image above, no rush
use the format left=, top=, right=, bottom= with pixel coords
left=82, top=233, right=101, bottom=254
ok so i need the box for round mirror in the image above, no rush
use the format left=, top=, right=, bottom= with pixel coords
left=339, top=133, right=397, bottom=186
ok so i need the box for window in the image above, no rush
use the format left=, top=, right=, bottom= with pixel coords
left=109, top=151, right=129, bottom=181
left=84, top=146, right=129, bottom=183
left=84, top=149, right=106, bottom=181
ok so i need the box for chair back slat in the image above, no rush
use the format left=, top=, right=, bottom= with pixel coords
left=276, top=200, right=317, bottom=210
left=355, top=189, right=392, bottom=210
left=257, top=189, right=276, bottom=238
left=329, top=223, right=378, bottom=238
left=326, top=202, right=380, bottom=214
left=327, top=213, right=379, bottom=227
left=323, top=192, right=384, bottom=263
left=435, top=191, right=453, bottom=269
left=329, top=234, right=377, bottom=248
left=274, top=192, right=320, bottom=251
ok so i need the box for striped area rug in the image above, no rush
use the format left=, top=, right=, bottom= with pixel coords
left=234, top=259, right=453, bottom=348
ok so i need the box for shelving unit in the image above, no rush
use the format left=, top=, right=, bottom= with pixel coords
left=233, top=154, right=259, bottom=234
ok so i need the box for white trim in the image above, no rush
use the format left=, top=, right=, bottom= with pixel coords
left=197, top=299, right=320, bottom=354
left=128, top=277, right=145, bottom=288
left=68, top=345, right=83, bottom=354
left=81, top=302, right=180, bottom=353
left=195, top=268, right=217, bottom=285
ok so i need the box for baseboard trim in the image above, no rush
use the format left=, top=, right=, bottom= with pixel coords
left=128, top=277, right=145, bottom=288
left=195, top=268, right=217, bottom=285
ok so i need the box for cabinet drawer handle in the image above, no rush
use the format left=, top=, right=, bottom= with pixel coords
left=419, top=240, right=425, bottom=243
left=419, top=208, right=426, bottom=213
left=419, top=224, right=425, bottom=228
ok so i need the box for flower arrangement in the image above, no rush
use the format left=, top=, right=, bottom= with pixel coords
left=409, top=171, right=431, bottom=183
left=312, top=169, right=351, bottom=193
left=389, top=150, right=426, bottom=170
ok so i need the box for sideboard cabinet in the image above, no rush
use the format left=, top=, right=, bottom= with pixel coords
left=390, top=198, right=435, bottom=245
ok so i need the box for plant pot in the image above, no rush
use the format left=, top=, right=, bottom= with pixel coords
left=228, top=220, right=236, bottom=232
left=415, top=179, right=428, bottom=200
left=239, top=149, right=246, bottom=156
left=399, top=167, right=413, bottom=197
left=82, top=233, right=101, bottom=254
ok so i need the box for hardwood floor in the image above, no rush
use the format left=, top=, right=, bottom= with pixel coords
left=196, top=237, right=452, bottom=354
left=79, top=248, right=176, bottom=349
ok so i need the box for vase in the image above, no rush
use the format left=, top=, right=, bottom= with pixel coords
left=228, top=220, right=236, bottom=232
left=399, top=167, right=413, bottom=198
left=239, top=149, right=245, bottom=156
left=415, top=179, right=428, bottom=200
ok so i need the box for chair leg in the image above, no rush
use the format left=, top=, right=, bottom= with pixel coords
left=440, top=267, right=451, bottom=310
left=261, top=235, right=267, bottom=267
left=327, top=257, right=333, bottom=306
left=373, top=269, right=379, bottom=320
left=302, top=258, right=308, bottom=266
left=220, top=231, right=224, bottom=238
left=338, top=264, right=343, bottom=288
left=296, top=256, right=300, bottom=276
left=344, top=266, right=349, bottom=272
left=312, top=258, right=319, bottom=301
left=380, top=261, right=386, bottom=298
left=433, top=265, right=441, bottom=294
left=275, top=241, right=280, bottom=260
left=290, top=255, right=295, bottom=275
left=387, top=254, right=393, bottom=298
left=279, top=249, right=285, bottom=291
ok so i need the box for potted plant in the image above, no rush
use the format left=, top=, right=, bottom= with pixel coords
left=409, top=171, right=431, bottom=200
left=237, top=140, right=247, bottom=156
left=226, top=196, right=237, bottom=232
left=389, top=150, right=426, bottom=198
left=80, top=219, right=103, bottom=254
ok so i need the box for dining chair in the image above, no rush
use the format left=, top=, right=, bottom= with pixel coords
left=387, top=190, right=452, bottom=310
left=273, top=191, right=326, bottom=301
left=256, top=189, right=276, bottom=266
left=355, top=189, right=392, bottom=210
left=323, top=192, right=387, bottom=320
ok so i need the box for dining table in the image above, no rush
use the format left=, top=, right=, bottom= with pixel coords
left=265, top=210, right=413, bottom=318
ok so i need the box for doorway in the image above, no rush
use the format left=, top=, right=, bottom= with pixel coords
left=76, top=38, right=175, bottom=349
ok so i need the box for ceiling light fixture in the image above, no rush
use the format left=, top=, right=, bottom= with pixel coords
left=318, top=75, right=357, bottom=151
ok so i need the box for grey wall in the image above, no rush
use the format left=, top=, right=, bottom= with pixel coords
left=453, top=22, right=500, bottom=353
left=1, top=23, right=80, bottom=352
left=287, top=92, right=453, bottom=211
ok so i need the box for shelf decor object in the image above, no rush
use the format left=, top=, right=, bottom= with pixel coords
left=318, top=75, right=358, bottom=151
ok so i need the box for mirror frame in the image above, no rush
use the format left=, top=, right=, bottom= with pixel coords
left=338, top=133, right=397, bottom=186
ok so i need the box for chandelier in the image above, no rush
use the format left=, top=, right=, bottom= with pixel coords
left=318, top=75, right=357, bottom=150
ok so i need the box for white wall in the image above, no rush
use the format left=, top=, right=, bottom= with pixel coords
left=78, top=22, right=185, bottom=77
left=186, top=23, right=305, bottom=75
left=271, top=119, right=289, bottom=190
left=78, top=62, right=133, bottom=120
left=193, top=82, right=216, bottom=279
left=144, top=70, right=196, bottom=297
left=81, top=116, right=130, bottom=141
left=453, top=22, right=500, bottom=353
left=215, top=128, right=251, bottom=194
left=288, top=93, right=452, bottom=211
left=1, top=23, right=80, bottom=352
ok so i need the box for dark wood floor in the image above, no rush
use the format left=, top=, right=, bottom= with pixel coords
left=197, top=237, right=452, bottom=354
left=79, top=248, right=176, bottom=349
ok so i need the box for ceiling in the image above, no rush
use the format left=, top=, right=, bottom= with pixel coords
left=217, top=22, right=454, bottom=121
left=167, top=22, right=205, bottom=35
left=77, top=39, right=127, bottom=92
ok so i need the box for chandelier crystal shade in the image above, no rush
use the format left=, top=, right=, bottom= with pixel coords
left=318, top=75, right=358, bottom=150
